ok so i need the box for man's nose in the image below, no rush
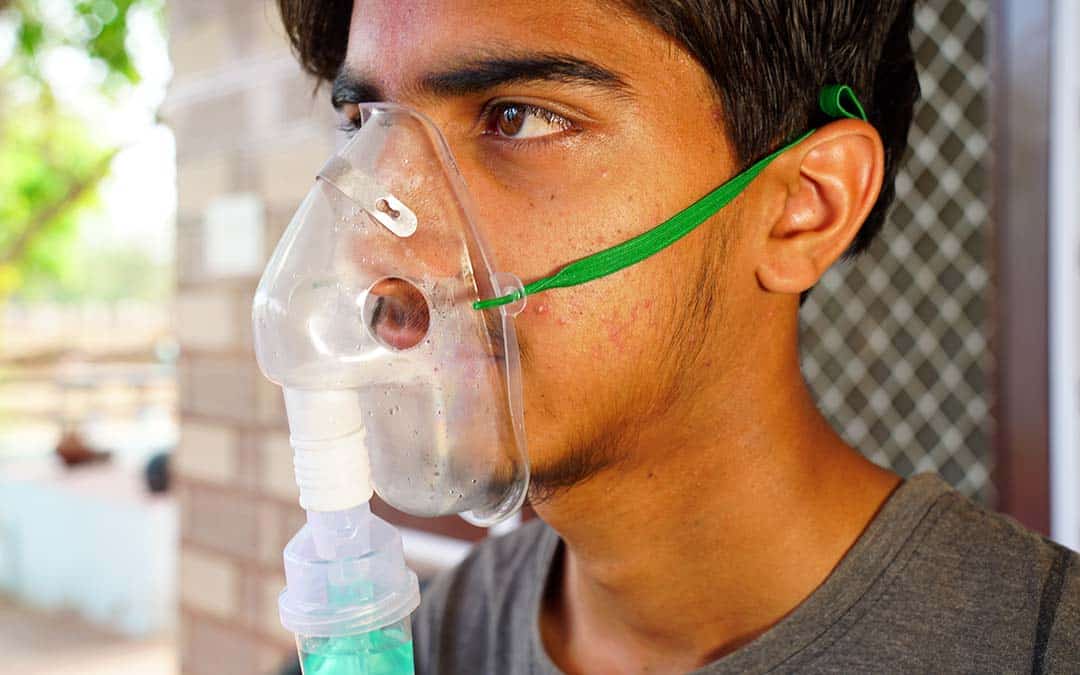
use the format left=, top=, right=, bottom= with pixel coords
left=336, top=104, right=484, bottom=305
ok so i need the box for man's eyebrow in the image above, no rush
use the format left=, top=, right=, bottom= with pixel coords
left=419, top=54, right=631, bottom=98
left=330, top=53, right=631, bottom=108
left=331, top=75, right=382, bottom=109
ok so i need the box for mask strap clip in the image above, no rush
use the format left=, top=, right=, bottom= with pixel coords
left=489, top=272, right=527, bottom=316
left=473, top=84, right=869, bottom=311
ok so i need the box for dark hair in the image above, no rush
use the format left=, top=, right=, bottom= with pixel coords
left=277, top=0, right=919, bottom=257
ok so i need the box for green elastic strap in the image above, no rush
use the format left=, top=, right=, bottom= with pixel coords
left=473, top=84, right=868, bottom=311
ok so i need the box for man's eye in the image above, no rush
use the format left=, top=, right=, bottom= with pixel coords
left=336, top=102, right=361, bottom=135
left=484, top=103, right=573, bottom=140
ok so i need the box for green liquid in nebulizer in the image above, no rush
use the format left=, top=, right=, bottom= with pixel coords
left=279, top=504, right=421, bottom=675
left=299, top=622, right=414, bottom=675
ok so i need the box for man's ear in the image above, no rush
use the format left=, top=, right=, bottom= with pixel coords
left=755, top=119, right=885, bottom=295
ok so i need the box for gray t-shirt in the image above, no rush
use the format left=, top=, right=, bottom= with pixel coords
left=413, top=474, right=1080, bottom=673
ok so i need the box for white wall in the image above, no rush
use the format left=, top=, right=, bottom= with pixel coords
left=1050, top=0, right=1080, bottom=549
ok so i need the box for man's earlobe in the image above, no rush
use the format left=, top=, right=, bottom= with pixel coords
left=755, top=120, right=884, bottom=296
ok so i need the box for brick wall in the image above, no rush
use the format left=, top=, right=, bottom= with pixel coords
left=166, top=3, right=488, bottom=674
left=166, top=3, right=322, bottom=672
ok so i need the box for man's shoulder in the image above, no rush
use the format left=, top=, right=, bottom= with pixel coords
left=920, top=482, right=1074, bottom=581
left=850, top=476, right=1080, bottom=670
left=929, top=486, right=1080, bottom=664
left=899, top=479, right=1077, bottom=607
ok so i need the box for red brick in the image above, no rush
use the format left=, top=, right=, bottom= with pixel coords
left=175, top=421, right=236, bottom=485
left=184, top=485, right=261, bottom=560
left=181, top=612, right=284, bottom=675
left=168, top=90, right=250, bottom=161
left=257, top=498, right=306, bottom=568
left=235, top=428, right=261, bottom=492
left=260, top=431, right=298, bottom=502
left=175, top=288, right=237, bottom=350
left=258, top=571, right=291, bottom=642
left=180, top=549, right=237, bottom=619
left=255, top=374, right=287, bottom=426
left=169, top=18, right=232, bottom=83
left=180, top=356, right=257, bottom=424
left=255, top=132, right=336, bottom=208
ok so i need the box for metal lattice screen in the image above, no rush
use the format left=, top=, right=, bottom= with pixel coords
left=800, top=0, right=991, bottom=502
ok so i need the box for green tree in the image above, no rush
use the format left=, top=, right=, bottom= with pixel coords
left=0, top=0, right=163, bottom=300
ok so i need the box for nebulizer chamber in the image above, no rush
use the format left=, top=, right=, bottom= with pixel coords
left=252, top=105, right=529, bottom=673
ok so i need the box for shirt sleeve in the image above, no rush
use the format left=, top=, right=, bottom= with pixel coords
left=1040, top=546, right=1080, bottom=672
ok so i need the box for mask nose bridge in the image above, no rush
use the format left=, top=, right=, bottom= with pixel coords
left=322, top=110, right=484, bottom=293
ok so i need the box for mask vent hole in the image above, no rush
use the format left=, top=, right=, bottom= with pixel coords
left=375, top=198, right=401, bottom=219
left=363, top=277, right=431, bottom=351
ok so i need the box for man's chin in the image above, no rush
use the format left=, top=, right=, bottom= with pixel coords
left=525, top=444, right=618, bottom=506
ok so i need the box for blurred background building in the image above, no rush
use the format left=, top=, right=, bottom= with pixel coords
left=0, top=0, right=177, bottom=672
left=0, top=1, right=1075, bottom=674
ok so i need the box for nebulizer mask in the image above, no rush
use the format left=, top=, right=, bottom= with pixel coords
left=252, top=103, right=529, bottom=673
left=252, top=86, right=866, bottom=674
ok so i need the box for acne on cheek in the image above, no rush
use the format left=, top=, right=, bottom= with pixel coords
left=606, top=319, right=628, bottom=352
left=591, top=341, right=607, bottom=360
left=523, top=299, right=572, bottom=327
left=599, top=298, right=656, bottom=353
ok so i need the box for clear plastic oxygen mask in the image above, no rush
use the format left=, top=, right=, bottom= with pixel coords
left=253, top=104, right=532, bottom=674
left=253, top=104, right=530, bottom=525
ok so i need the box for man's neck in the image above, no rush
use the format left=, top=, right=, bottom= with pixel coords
left=533, top=351, right=900, bottom=674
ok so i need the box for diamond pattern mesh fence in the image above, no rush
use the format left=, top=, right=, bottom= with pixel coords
left=800, top=0, right=992, bottom=503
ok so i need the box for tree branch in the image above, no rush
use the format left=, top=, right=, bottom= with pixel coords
left=0, top=150, right=118, bottom=267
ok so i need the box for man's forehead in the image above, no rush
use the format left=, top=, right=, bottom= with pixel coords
left=343, top=0, right=655, bottom=96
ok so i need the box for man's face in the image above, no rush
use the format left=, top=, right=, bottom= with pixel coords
left=340, top=0, right=753, bottom=496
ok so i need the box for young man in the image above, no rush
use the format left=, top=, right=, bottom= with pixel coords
left=277, top=1, right=1079, bottom=672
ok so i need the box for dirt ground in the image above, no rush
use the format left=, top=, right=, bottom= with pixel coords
left=0, top=595, right=176, bottom=675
